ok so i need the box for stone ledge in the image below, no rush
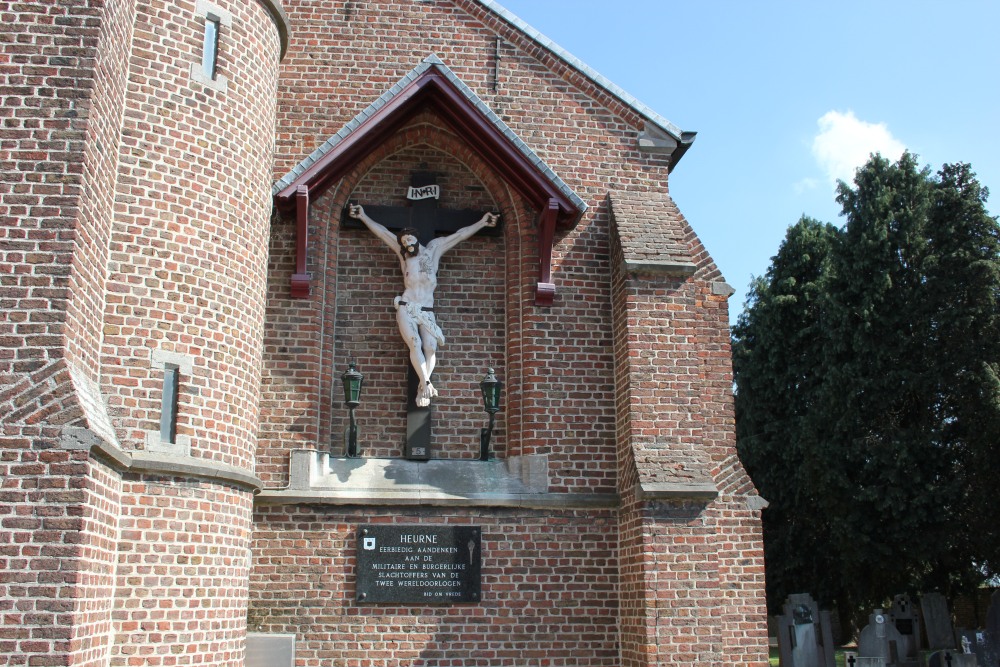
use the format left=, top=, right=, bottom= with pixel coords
left=130, top=451, right=262, bottom=492
left=262, top=450, right=616, bottom=509
left=636, top=480, right=718, bottom=502
left=255, top=488, right=618, bottom=509
left=623, top=258, right=698, bottom=276
left=61, top=426, right=262, bottom=493
left=289, top=450, right=550, bottom=493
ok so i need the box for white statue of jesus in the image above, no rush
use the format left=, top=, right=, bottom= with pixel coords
left=349, top=204, right=499, bottom=406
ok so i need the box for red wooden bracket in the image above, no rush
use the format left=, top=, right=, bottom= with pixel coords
left=535, top=198, right=560, bottom=306
left=290, top=185, right=311, bottom=298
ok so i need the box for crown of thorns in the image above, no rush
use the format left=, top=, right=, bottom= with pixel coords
left=396, top=228, right=419, bottom=243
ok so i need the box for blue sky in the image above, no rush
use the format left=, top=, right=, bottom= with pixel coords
left=494, top=0, right=1000, bottom=323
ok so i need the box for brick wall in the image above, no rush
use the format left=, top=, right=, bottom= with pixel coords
left=250, top=506, right=620, bottom=667
left=2, top=0, right=284, bottom=664
left=92, top=0, right=283, bottom=664
left=1, top=0, right=767, bottom=663
left=253, top=1, right=768, bottom=665
left=98, top=0, right=279, bottom=468
left=109, top=478, right=253, bottom=666
left=1, top=1, right=108, bottom=663
left=607, top=192, right=769, bottom=665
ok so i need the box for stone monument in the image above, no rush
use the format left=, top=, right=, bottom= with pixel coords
left=922, top=592, right=957, bottom=651
left=928, top=649, right=977, bottom=667
left=776, top=593, right=836, bottom=667
left=890, top=593, right=922, bottom=664
left=858, top=608, right=909, bottom=667
left=984, top=590, right=1000, bottom=667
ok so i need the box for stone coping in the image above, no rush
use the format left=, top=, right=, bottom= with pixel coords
left=61, top=426, right=262, bottom=493
left=636, top=480, right=719, bottom=502
left=256, top=0, right=290, bottom=60
left=623, top=258, right=698, bottom=276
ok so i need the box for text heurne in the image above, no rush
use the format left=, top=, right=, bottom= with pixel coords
left=400, top=534, right=438, bottom=544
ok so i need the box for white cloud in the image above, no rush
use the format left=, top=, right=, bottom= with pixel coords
left=793, top=176, right=820, bottom=194
left=811, top=110, right=906, bottom=185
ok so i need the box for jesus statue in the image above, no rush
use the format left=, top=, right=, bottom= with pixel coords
left=349, top=204, right=499, bottom=406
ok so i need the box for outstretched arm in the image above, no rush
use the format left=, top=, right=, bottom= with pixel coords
left=432, top=212, right=499, bottom=256
left=349, top=204, right=398, bottom=250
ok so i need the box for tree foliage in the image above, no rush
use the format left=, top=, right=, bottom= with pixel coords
left=733, top=153, right=1000, bottom=619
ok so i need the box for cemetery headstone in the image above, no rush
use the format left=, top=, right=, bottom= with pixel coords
left=776, top=593, right=836, bottom=667
left=957, top=630, right=986, bottom=667
left=922, top=592, right=956, bottom=650
left=890, top=593, right=922, bottom=663
left=928, top=649, right=978, bottom=667
left=984, top=590, right=1000, bottom=667
left=858, top=609, right=906, bottom=666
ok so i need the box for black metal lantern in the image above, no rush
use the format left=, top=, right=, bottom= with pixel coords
left=478, top=368, right=502, bottom=461
left=341, top=362, right=364, bottom=457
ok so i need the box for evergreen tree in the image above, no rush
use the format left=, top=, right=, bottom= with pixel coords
left=733, top=217, right=839, bottom=607
left=734, top=153, right=1000, bottom=620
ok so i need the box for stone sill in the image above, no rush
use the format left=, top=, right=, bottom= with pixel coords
left=256, top=450, right=617, bottom=509
left=255, top=488, right=618, bottom=509
left=636, top=480, right=718, bottom=502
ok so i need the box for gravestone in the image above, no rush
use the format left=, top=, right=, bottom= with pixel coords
left=957, top=630, right=987, bottom=667
left=844, top=653, right=912, bottom=667
left=890, top=593, right=921, bottom=664
left=928, top=649, right=978, bottom=667
left=858, top=609, right=907, bottom=667
left=985, top=590, right=1000, bottom=667
left=776, top=593, right=835, bottom=667
left=922, top=592, right=956, bottom=650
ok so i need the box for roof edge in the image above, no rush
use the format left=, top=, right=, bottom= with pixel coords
left=272, top=55, right=587, bottom=220
left=474, top=0, right=695, bottom=163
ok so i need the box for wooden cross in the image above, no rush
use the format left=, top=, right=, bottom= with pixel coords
left=343, top=171, right=498, bottom=460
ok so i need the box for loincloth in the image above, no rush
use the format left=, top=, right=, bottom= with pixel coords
left=394, top=297, right=445, bottom=345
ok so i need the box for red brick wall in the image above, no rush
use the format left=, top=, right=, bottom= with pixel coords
left=109, top=478, right=254, bottom=666
left=63, top=0, right=137, bottom=384
left=2, top=0, right=284, bottom=664
left=98, top=0, right=279, bottom=468
left=263, top=0, right=638, bottom=492
left=250, top=506, right=620, bottom=667
left=254, top=2, right=768, bottom=665
left=0, top=1, right=108, bottom=663
left=608, top=213, right=768, bottom=665
left=71, top=457, right=124, bottom=667
left=91, top=0, right=283, bottom=664
left=1, top=0, right=767, bottom=664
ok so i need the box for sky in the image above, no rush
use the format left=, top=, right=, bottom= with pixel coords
left=493, top=0, right=1000, bottom=323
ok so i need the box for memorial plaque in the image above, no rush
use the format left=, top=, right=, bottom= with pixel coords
left=356, top=525, right=481, bottom=604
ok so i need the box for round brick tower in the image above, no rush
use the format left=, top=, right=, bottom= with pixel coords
left=95, top=1, right=287, bottom=664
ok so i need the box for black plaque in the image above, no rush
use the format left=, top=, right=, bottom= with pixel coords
left=356, top=525, right=481, bottom=604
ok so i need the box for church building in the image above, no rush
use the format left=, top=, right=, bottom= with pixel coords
left=0, top=1, right=768, bottom=665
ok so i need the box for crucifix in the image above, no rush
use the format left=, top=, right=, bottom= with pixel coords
left=345, top=171, right=500, bottom=460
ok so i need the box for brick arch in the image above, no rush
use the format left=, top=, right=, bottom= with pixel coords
left=322, top=115, right=529, bottom=460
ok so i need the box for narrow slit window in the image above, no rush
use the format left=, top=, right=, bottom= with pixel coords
left=160, top=364, right=180, bottom=445
left=201, top=15, right=220, bottom=80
